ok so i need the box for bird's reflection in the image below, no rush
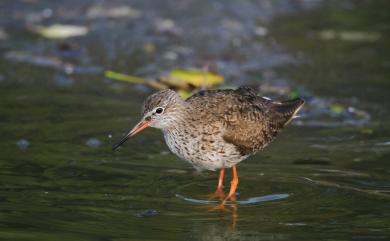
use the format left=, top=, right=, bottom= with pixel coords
left=207, top=190, right=238, bottom=228
left=176, top=191, right=288, bottom=230
left=188, top=217, right=238, bottom=241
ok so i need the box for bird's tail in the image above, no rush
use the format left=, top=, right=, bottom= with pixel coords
left=271, top=98, right=305, bottom=127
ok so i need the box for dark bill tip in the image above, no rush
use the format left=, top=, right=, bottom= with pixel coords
left=112, top=134, right=130, bottom=150
left=112, top=119, right=150, bottom=151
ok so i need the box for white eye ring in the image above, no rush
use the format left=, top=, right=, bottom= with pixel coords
left=155, top=107, right=164, bottom=114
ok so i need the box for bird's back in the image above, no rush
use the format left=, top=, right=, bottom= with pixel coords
left=186, top=87, right=304, bottom=155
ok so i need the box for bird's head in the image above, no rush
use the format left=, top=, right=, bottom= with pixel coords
left=112, top=89, right=185, bottom=150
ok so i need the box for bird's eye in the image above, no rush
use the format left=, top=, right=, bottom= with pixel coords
left=155, top=107, right=164, bottom=114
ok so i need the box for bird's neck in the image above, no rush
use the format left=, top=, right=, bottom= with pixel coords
left=162, top=105, right=191, bottom=134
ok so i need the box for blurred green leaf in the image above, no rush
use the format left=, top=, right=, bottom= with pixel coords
left=166, top=68, right=224, bottom=88
left=31, top=24, right=88, bottom=39
left=330, top=103, right=344, bottom=113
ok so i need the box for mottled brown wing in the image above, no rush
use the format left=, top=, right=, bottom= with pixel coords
left=221, top=89, right=276, bottom=155
left=186, top=88, right=264, bottom=155
left=190, top=87, right=304, bottom=155
left=224, top=87, right=304, bottom=155
left=188, top=87, right=304, bottom=155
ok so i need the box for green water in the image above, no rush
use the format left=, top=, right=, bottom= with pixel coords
left=1, top=1, right=389, bottom=240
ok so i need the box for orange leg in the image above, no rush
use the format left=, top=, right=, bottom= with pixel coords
left=207, top=168, right=225, bottom=200
left=209, top=165, right=239, bottom=210
left=222, top=165, right=239, bottom=205
left=217, top=168, right=225, bottom=192
left=214, top=168, right=225, bottom=199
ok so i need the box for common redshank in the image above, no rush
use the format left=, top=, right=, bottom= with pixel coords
left=113, top=87, right=304, bottom=205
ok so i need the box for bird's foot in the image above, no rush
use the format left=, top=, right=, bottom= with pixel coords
left=207, top=194, right=237, bottom=212
left=206, top=188, right=225, bottom=201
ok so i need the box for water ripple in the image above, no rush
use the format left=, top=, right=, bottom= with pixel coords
left=175, top=193, right=289, bottom=205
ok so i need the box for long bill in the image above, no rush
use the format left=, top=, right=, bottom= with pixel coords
left=112, top=119, right=150, bottom=150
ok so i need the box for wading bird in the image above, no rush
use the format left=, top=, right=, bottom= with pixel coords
left=113, top=87, right=304, bottom=205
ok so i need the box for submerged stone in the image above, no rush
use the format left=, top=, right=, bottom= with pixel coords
left=86, top=138, right=102, bottom=148
left=135, top=209, right=160, bottom=217
left=16, top=139, right=30, bottom=150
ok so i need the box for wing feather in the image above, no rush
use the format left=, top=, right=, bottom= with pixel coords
left=186, top=87, right=304, bottom=155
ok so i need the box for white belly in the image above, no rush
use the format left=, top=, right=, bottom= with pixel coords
left=163, top=130, right=247, bottom=171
